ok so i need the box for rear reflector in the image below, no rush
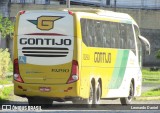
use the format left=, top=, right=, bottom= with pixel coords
left=67, top=60, right=79, bottom=84
left=18, top=85, right=23, bottom=89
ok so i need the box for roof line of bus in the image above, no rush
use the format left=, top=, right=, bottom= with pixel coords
left=21, top=8, right=132, bottom=20
left=63, top=8, right=136, bottom=22
left=63, top=8, right=130, bottom=18
left=21, top=8, right=138, bottom=26
left=69, top=10, right=137, bottom=25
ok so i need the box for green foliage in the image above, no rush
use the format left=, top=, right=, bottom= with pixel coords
left=156, top=50, right=160, bottom=59
left=0, top=86, right=13, bottom=100
left=0, top=78, right=12, bottom=85
left=0, top=76, right=12, bottom=85
left=142, top=68, right=160, bottom=76
left=142, top=68, right=160, bottom=84
left=7, top=61, right=13, bottom=72
left=0, top=16, right=14, bottom=38
left=0, top=48, right=11, bottom=78
left=142, top=88, right=160, bottom=97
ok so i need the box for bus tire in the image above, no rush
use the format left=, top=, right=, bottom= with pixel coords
left=120, top=82, right=134, bottom=105
left=83, top=83, right=94, bottom=104
left=72, top=83, right=94, bottom=104
left=93, top=83, right=101, bottom=104
left=28, top=97, right=53, bottom=107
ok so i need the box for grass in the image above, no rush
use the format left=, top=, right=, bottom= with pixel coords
left=142, top=68, right=160, bottom=84
left=141, top=68, right=160, bottom=97
left=0, top=62, right=13, bottom=102
left=142, top=88, right=160, bottom=97
left=7, top=61, right=13, bottom=73
left=0, top=86, right=13, bottom=101
left=0, top=61, right=13, bottom=85
left=0, top=76, right=12, bottom=85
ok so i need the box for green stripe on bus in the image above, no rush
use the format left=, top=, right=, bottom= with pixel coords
left=108, top=50, right=122, bottom=88
left=115, top=50, right=129, bottom=88
left=108, top=50, right=129, bottom=89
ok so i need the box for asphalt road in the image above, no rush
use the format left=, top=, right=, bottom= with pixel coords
left=142, top=83, right=160, bottom=92
left=1, top=83, right=160, bottom=112
left=1, top=97, right=160, bottom=112
left=6, top=94, right=160, bottom=104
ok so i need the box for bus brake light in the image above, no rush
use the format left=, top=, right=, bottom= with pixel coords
left=68, top=11, right=73, bottom=15
left=19, top=10, right=26, bottom=15
left=67, top=60, right=79, bottom=84
left=14, top=59, right=24, bottom=83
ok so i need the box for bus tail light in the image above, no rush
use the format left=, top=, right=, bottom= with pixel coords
left=67, top=60, right=79, bottom=84
left=14, top=58, right=24, bottom=83
left=68, top=11, right=73, bottom=15
left=19, top=10, right=26, bottom=15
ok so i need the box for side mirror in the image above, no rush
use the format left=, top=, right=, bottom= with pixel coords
left=139, top=35, right=150, bottom=55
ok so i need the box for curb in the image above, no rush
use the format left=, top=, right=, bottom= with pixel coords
left=135, top=96, right=160, bottom=101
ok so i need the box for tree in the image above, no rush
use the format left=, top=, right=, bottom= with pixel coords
left=0, top=16, right=14, bottom=38
left=156, top=50, right=160, bottom=59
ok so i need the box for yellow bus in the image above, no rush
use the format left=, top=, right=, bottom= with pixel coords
left=13, top=8, right=150, bottom=105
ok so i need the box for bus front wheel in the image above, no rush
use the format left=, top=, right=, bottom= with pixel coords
left=120, top=82, right=134, bottom=105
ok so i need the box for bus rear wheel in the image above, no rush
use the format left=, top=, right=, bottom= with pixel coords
left=93, top=83, right=101, bottom=104
left=120, top=82, right=134, bottom=105
left=72, top=83, right=94, bottom=104
left=83, top=83, right=94, bottom=104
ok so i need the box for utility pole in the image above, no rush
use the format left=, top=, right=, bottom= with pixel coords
left=100, top=0, right=103, bottom=8
left=66, top=0, right=70, bottom=8
left=114, top=0, right=117, bottom=12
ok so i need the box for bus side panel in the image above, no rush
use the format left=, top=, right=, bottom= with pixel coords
left=80, top=43, right=118, bottom=98
left=13, top=13, right=20, bottom=63
left=73, top=14, right=82, bottom=98
left=106, top=50, right=142, bottom=98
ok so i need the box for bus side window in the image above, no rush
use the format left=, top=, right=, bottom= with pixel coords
left=86, top=19, right=93, bottom=46
left=94, top=20, right=102, bottom=47
left=101, top=22, right=106, bottom=47
left=134, top=25, right=142, bottom=66
left=119, top=23, right=127, bottom=49
left=110, top=22, right=119, bottom=48
left=81, top=19, right=88, bottom=46
left=103, top=21, right=111, bottom=48
left=126, top=24, right=135, bottom=53
left=91, top=20, right=97, bottom=47
left=111, top=38, right=116, bottom=48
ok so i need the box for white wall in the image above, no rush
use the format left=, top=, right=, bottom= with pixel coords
left=111, top=0, right=160, bottom=9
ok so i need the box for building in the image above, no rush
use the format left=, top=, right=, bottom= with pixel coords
left=111, top=0, right=160, bottom=9
left=0, top=0, right=9, bottom=17
left=10, top=0, right=59, bottom=5
left=65, top=0, right=160, bottom=9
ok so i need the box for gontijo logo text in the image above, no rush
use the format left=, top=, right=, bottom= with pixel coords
left=28, top=16, right=64, bottom=30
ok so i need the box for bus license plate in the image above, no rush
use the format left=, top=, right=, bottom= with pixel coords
left=39, top=87, right=51, bottom=92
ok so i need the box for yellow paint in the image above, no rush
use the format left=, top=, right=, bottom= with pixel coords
left=14, top=9, right=137, bottom=100
left=13, top=12, right=20, bottom=60
left=80, top=43, right=118, bottom=98
left=37, top=16, right=62, bottom=30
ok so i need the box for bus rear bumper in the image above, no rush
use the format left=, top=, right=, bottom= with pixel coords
left=14, top=81, right=80, bottom=100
